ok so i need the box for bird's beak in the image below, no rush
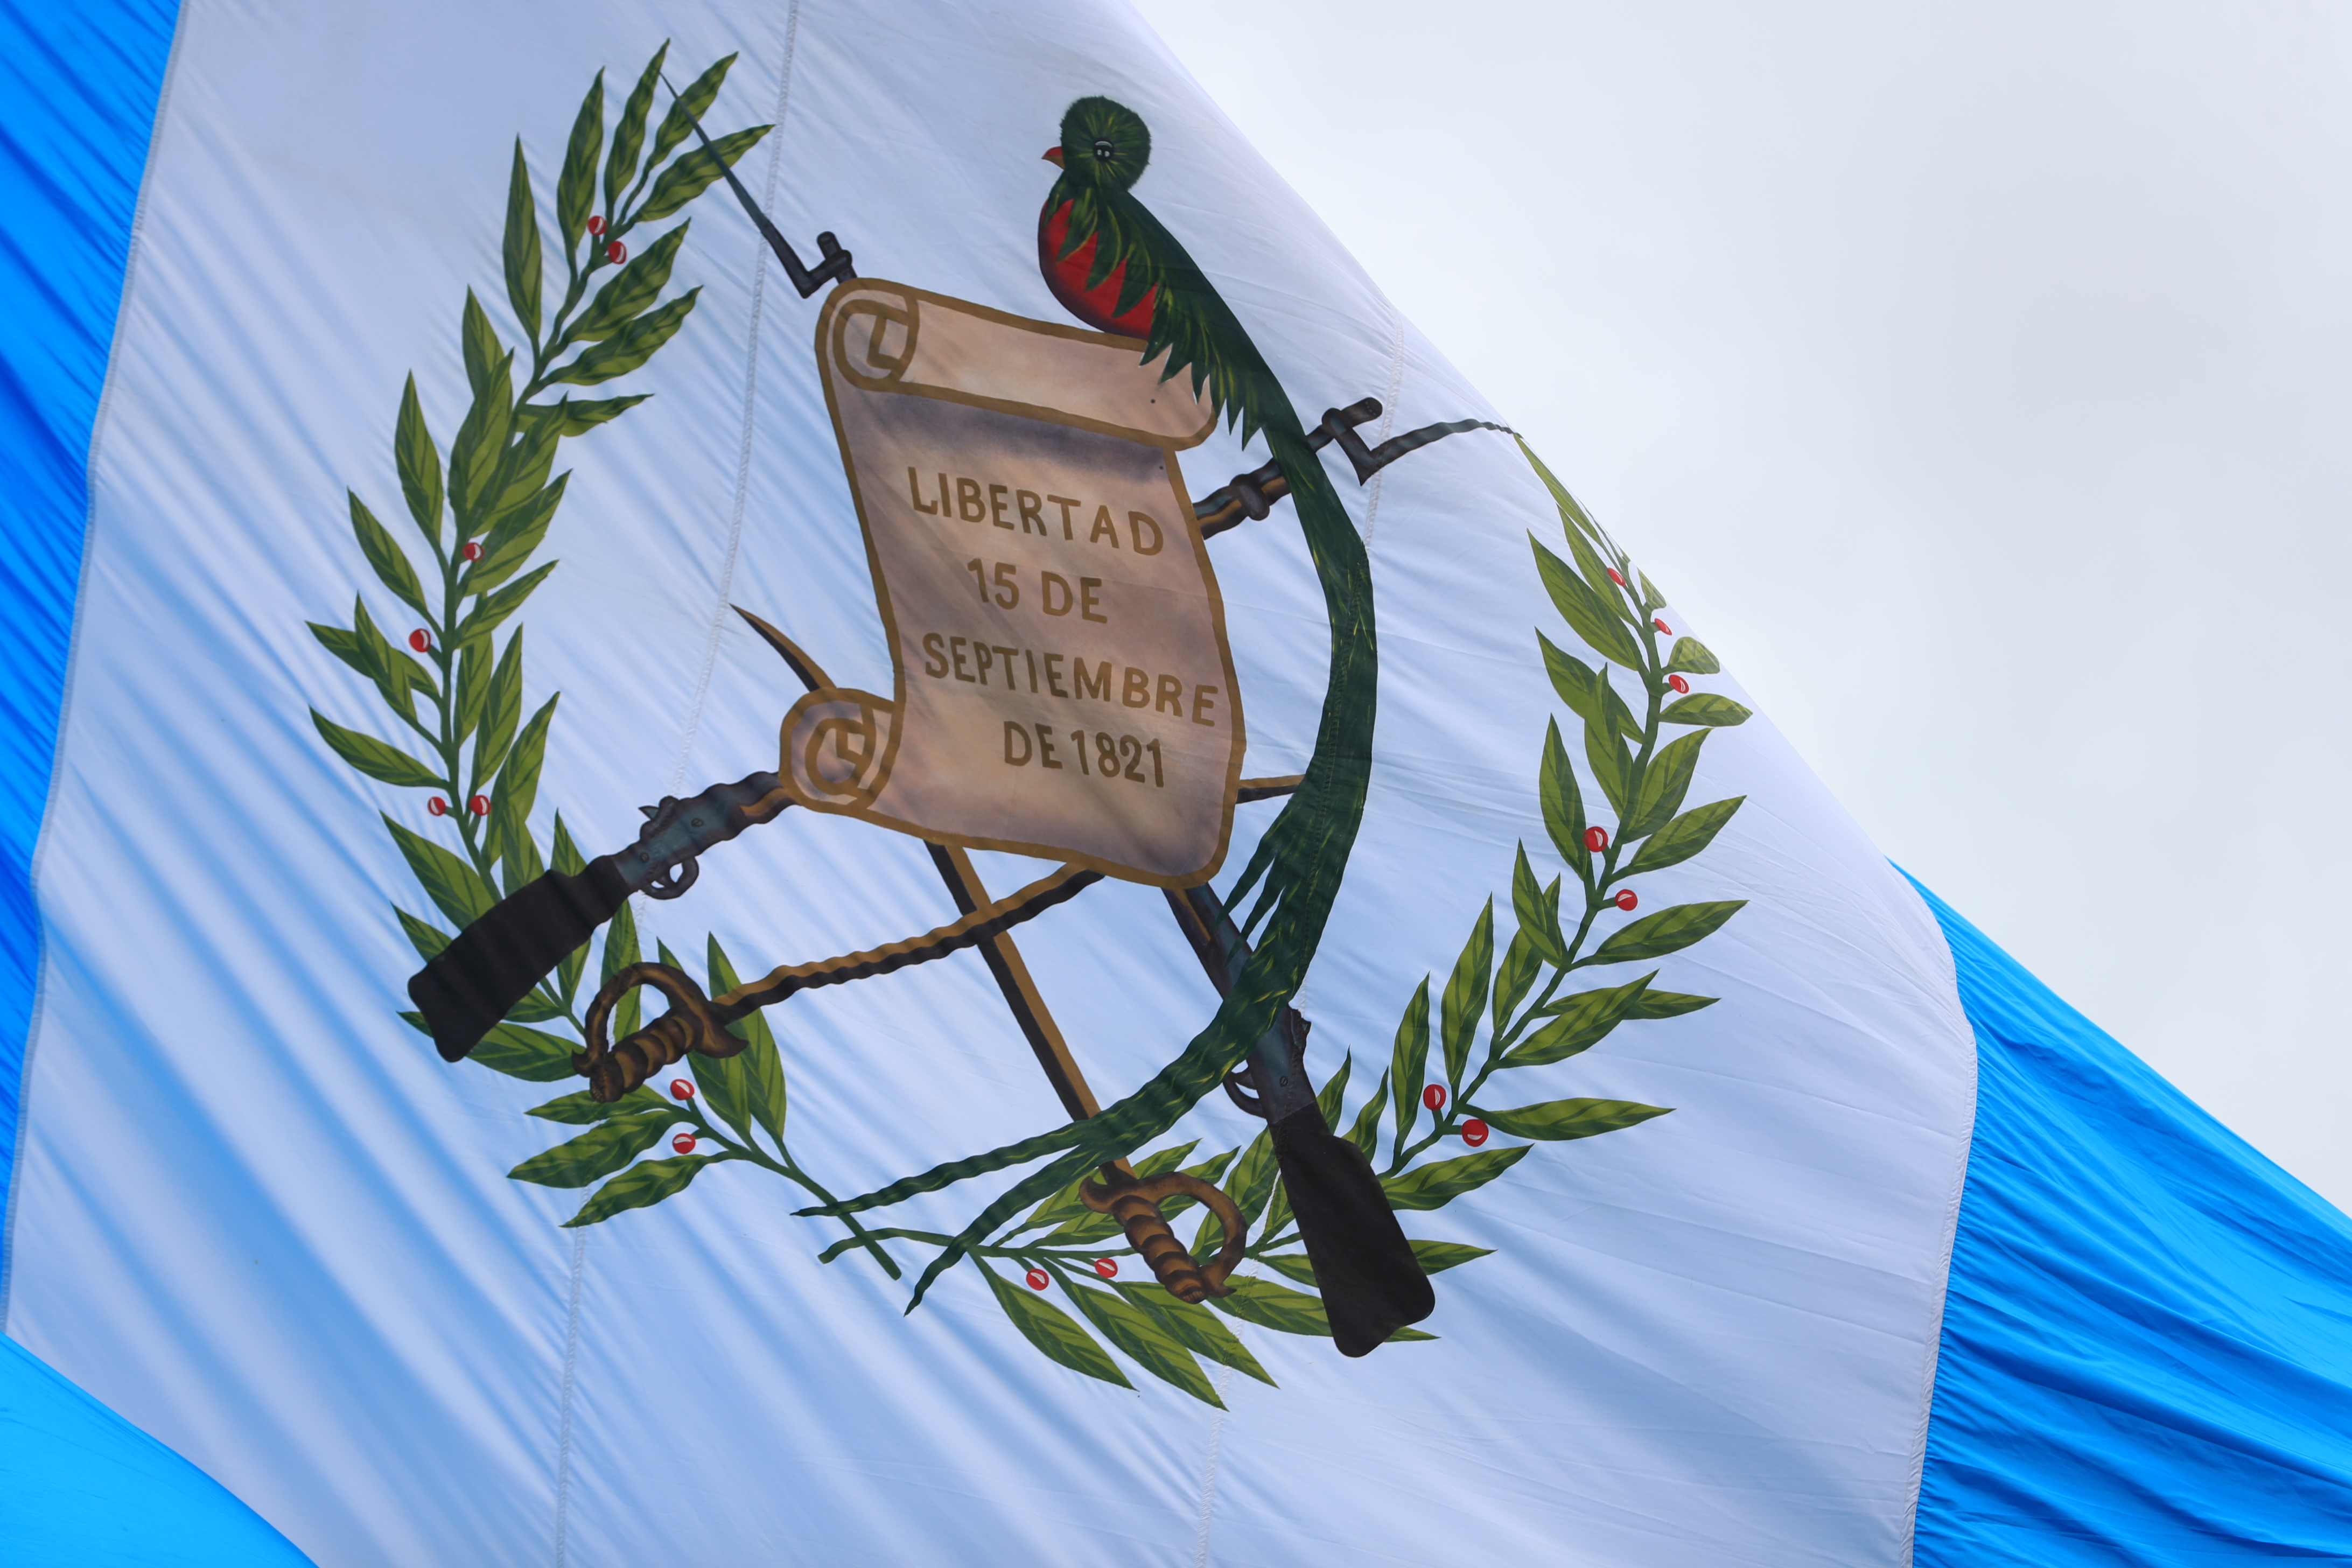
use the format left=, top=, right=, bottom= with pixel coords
left=1042, top=146, right=1063, bottom=167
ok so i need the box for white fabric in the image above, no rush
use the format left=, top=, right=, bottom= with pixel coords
left=5, top=2, right=1977, bottom=1563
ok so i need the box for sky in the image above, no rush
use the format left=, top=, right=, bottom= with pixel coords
left=1129, top=0, right=2352, bottom=1208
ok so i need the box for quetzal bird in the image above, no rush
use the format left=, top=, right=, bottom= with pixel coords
left=824, top=97, right=1429, bottom=1353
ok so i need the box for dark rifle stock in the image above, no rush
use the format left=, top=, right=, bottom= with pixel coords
left=409, top=771, right=789, bottom=1061
left=1166, top=886, right=1433, bottom=1356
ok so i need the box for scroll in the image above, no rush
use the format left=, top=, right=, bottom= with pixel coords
left=782, top=279, right=1245, bottom=886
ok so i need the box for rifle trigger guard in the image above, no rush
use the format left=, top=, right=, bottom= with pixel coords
left=1081, top=1169, right=1247, bottom=1303
left=578, top=961, right=744, bottom=1102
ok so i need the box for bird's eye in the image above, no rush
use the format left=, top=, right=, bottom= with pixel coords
left=1092, top=139, right=1116, bottom=160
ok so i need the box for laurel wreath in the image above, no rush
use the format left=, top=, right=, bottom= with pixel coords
left=305, top=51, right=1753, bottom=1404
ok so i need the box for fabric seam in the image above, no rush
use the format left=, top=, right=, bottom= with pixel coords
left=1892, top=863, right=1980, bottom=1567
left=0, top=0, right=194, bottom=1328
left=552, top=11, right=803, bottom=1562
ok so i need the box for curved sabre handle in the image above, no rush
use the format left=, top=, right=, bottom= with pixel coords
left=1082, top=1168, right=1248, bottom=1303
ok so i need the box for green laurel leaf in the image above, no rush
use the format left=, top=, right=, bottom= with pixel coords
left=464, top=473, right=568, bottom=596
left=1561, top=517, right=1638, bottom=626
left=394, top=374, right=444, bottom=545
left=449, top=345, right=516, bottom=533
left=558, top=71, right=604, bottom=249
left=1109, top=1281, right=1273, bottom=1386
left=649, top=52, right=736, bottom=166
left=1625, top=989, right=1718, bottom=1020
left=1539, top=718, right=1590, bottom=883
left=563, top=1153, right=713, bottom=1228
left=982, top=1266, right=1131, bottom=1389
left=708, top=935, right=788, bottom=1150
left=601, top=894, right=641, bottom=1041
left=529, top=1086, right=665, bottom=1124
left=1256, top=1252, right=1319, bottom=1286
left=489, top=692, right=557, bottom=831
left=460, top=291, right=503, bottom=401
left=1582, top=701, right=1632, bottom=820
left=1439, top=900, right=1494, bottom=1090
left=451, top=636, right=492, bottom=746
left=1388, top=976, right=1431, bottom=1158
left=604, top=43, right=666, bottom=223
left=1411, top=1240, right=1494, bottom=1275
left=569, top=221, right=689, bottom=342
left=453, top=559, right=558, bottom=646
left=469, top=632, right=525, bottom=790
left=1519, top=436, right=1609, bottom=550
left=1531, top=537, right=1641, bottom=669
left=1059, top=1276, right=1223, bottom=1406
left=346, top=492, right=428, bottom=617
left=1660, top=692, right=1753, bottom=727
left=393, top=907, right=447, bottom=962
left=510, top=1108, right=678, bottom=1188
left=1665, top=636, right=1720, bottom=675
left=502, top=142, right=543, bottom=340
left=636, top=125, right=769, bottom=223
left=1207, top=1275, right=1333, bottom=1338
left=311, top=710, right=440, bottom=788
left=550, top=289, right=698, bottom=386
left=1465, top=1098, right=1672, bottom=1143
left=1491, top=926, right=1539, bottom=1042
left=1346, top=1069, right=1388, bottom=1159
left=1503, top=973, right=1654, bottom=1068
left=653, top=937, right=750, bottom=1147
left=1622, top=728, right=1707, bottom=843
left=382, top=815, right=495, bottom=927
left=1380, top=1145, right=1530, bottom=1212
left=513, top=395, right=649, bottom=438
left=471, top=1023, right=579, bottom=1081
left=1588, top=901, right=1747, bottom=965
left=1624, top=797, right=1744, bottom=877
left=1510, top=842, right=1569, bottom=969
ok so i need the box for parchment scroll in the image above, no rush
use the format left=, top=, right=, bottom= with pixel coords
left=786, top=279, right=1243, bottom=886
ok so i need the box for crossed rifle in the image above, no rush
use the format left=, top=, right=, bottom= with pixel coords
left=407, top=134, right=1508, bottom=1357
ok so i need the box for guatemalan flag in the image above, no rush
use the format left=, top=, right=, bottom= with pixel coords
left=4, top=2, right=2350, bottom=1564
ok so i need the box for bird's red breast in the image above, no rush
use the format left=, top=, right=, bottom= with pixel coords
left=1038, top=198, right=1158, bottom=338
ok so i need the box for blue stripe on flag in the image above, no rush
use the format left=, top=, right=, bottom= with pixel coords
left=1909, top=874, right=2352, bottom=1564
left=0, top=1331, right=314, bottom=1566
left=0, top=0, right=179, bottom=1212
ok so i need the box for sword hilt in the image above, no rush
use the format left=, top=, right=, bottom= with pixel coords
left=1082, top=1167, right=1246, bottom=1303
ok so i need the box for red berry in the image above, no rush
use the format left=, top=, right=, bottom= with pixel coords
left=1668, top=674, right=1690, bottom=694
left=409, top=628, right=432, bottom=653
left=1606, top=568, right=1626, bottom=587
left=1462, top=1119, right=1490, bottom=1147
left=671, top=1133, right=696, bottom=1154
left=1583, top=826, right=1609, bottom=853
left=1653, top=618, right=1671, bottom=634
left=1091, top=1258, right=1118, bottom=1279
left=1422, top=1083, right=1447, bottom=1112
left=1615, top=889, right=1639, bottom=912
left=669, top=1079, right=695, bottom=1101
left=468, top=795, right=489, bottom=817
left=461, top=541, right=482, bottom=562
left=606, top=239, right=627, bottom=264
left=586, top=214, right=605, bottom=236
left=1025, top=1268, right=1050, bottom=1291
left=427, top=796, right=448, bottom=817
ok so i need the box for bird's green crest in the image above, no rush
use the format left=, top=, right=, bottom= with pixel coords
left=1056, top=96, right=1151, bottom=191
